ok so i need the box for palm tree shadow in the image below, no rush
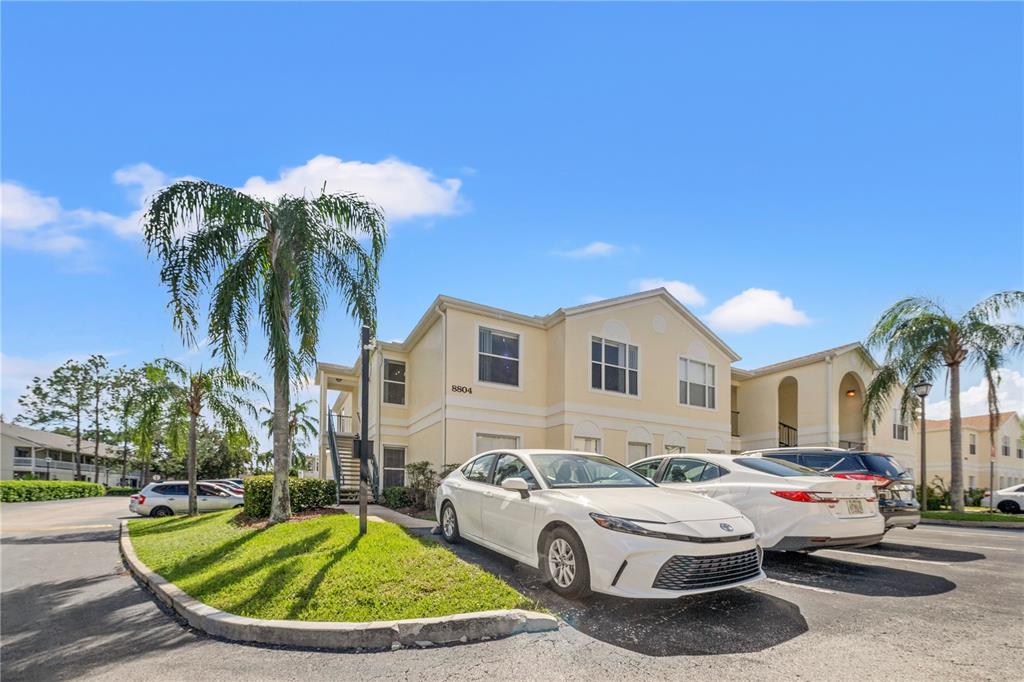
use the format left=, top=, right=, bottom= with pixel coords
left=285, top=535, right=362, bottom=619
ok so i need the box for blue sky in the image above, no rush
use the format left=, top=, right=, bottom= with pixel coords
left=2, top=2, right=1022, bottom=422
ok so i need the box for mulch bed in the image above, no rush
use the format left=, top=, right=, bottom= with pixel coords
left=230, top=506, right=348, bottom=529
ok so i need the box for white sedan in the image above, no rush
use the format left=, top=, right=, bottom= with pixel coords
left=629, top=453, right=885, bottom=552
left=435, top=449, right=764, bottom=599
left=982, top=484, right=1024, bottom=514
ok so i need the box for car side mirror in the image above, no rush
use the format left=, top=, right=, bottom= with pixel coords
left=501, top=477, right=530, bottom=498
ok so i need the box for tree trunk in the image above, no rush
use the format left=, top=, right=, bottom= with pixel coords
left=187, top=411, right=199, bottom=515
left=74, top=409, right=82, bottom=480
left=93, top=386, right=102, bottom=484
left=268, top=226, right=292, bottom=524
left=122, top=425, right=130, bottom=485
left=949, top=363, right=965, bottom=513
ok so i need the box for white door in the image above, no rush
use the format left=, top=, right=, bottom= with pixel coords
left=481, top=453, right=539, bottom=559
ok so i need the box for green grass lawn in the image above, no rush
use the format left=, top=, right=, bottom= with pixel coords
left=922, top=510, right=1024, bottom=523
left=128, top=510, right=535, bottom=622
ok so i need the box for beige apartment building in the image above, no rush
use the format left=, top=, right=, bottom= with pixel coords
left=315, top=289, right=917, bottom=495
left=923, top=412, right=1024, bottom=491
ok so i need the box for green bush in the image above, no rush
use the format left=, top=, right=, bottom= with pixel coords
left=243, top=475, right=337, bottom=518
left=1, top=480, right=105, bottom=502
left=381, top=486, right=412, bottom=509
left=105, top=486, right=139, bottom=496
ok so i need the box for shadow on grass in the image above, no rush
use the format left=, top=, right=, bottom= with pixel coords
left=286, top=535, right=362, bottom=619
left=128, top=511, right=225, bottom=537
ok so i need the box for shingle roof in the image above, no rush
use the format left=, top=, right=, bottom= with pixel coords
left=924, top=411, right=1017, bottom=432
left=0, top=420, right=122, bottom=457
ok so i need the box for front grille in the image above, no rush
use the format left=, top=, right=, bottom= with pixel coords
left=652, top=548, right=762, bottom=591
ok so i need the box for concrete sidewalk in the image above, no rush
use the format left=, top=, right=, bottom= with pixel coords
left=331, top=503, right=437, bottom=531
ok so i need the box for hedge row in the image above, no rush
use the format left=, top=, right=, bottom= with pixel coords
left=105, top=486, right=139, bottom=496
left=1, top=480, right=106, bottom=502
left=243, top=475, right=337, bottom=518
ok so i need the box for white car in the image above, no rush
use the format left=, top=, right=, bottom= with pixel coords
left=982, top=484, right=1024, bottom=514
left=435, top=449, right=764, bottom=599
left=129, top=480, right=244, bottom=517
left=629, top=453, right=885, bottom=552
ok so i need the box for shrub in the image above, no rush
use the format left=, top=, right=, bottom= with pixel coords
left=1, top=480, right=105, bottom=502
left=406, top=461, right=441, bottom=511
left=381, top=486, right=413, bottom=509
left=243, top=475, right=337, bottom=518
left=105, top=486, right=138, bottom=496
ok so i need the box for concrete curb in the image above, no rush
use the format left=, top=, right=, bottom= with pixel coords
left=119, top=520, right=557, bottom=650
left=919, top=518, right=1024, bottom=530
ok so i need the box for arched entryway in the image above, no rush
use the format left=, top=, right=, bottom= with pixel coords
left=778, top=377, right=799, bottom=447
left=838, top=372, right=866, bottom=449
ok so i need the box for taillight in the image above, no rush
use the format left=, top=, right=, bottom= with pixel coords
left=771, top=490, right=839, bottom=503
left=137, top=495, right=146, bottom=505
left=834, top=473, right=891, bottom=486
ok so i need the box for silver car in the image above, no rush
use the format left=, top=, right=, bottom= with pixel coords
left=129, top=481, right=243, bottom=517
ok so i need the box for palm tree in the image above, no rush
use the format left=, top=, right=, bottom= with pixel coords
left=864, top=291, right=1024, bottom=512
left=260, top=398, right=318, bottom=472
left=144, top=359, right=261, bottom=515
left=143, top=183, right=385, bottom=523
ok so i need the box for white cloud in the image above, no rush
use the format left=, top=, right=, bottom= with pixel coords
left=554, top=241, right=620, bottom=259
left=927, top=369, right=1024, bottom=420
left=706, top=288, right=810, bottom=332
left=238, top=154, right=462, bottom=222
left=1, top=183, right=87, bottom=253
left=0, top=352, right=82, bottom=420
left=631, top=278, right=707, bottom=307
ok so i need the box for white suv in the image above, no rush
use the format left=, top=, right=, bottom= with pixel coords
left=129, top=481, right=243, bottom=517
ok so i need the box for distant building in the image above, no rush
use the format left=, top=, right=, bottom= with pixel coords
left=924, top=411, right=1024, bottom=490
left=0, top=420, right=142, bottom=486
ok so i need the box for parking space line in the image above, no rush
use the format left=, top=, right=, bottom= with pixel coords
left=905, top=529, right=1024, bottom=540
left=882, top=539, right=1021, bottom=552
left=762, top=577, right=837, bottom=594
left=820, top=549, right=952, bottom=566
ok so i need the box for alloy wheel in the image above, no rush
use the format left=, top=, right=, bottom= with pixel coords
left=443, top=506, right=456, bottom=537
left=548, top=537, right=576, bottom=588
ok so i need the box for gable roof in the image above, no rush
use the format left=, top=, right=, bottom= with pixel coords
left=0, top=420, right=121, bottom=457
left=924, top=411, right=1018, bottom=432
left=366, top=288, right=741, bottom=362
left=736, top=342, right=877, bottom=378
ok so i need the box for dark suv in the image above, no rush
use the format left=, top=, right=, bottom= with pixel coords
left=745, top=448, right=920, bottom=531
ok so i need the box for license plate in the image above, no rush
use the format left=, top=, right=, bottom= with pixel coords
left=846, top=499, right=864, bottom=515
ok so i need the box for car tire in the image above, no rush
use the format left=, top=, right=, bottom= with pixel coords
left=997, top=500, right=1021, bottom=514
left=233, top=504, right=244, bottom=509
left=542, top=527, right=592, bottom=599
left=150, top=506, right=173, bottom=518
left=440, top=502, right=461, bottom=544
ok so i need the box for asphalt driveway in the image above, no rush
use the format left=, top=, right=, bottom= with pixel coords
left=2, top=497, right=1021, bottom=680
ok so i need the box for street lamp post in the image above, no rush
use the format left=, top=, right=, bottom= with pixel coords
left=914, top=382, right=932, bottom=514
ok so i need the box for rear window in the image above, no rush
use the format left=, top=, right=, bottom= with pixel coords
left=859, top=454, right=907, bottom=479
left=800, top=453, right=847, bottom=470
left=815, top=455, right=865, bottom=472
left=737, top=457, right=820, bottom=477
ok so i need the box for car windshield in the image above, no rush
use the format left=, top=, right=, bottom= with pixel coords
left=531, top=453, right=655, bottom=488
left=737, top=457, right=820, bottom=477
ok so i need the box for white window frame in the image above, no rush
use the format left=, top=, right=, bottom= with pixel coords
left=475, top=323, right=522, bottom=390
left=572, top=436, right=602, bottom=454
left=382, top=358, right=406, bottom=406
left=381, top=445, right=406, bottom=488
left=1002, top=435, right=1010, bottom=457
left=474, top=431, right=522, bottom=455
left=627, top=441, right=650, bottom=464
left=590, top=336, right=640, bottom=398
left=678, top=357, right=717, bottom=410
left=892, top=409, right=909, bottom=441
left=664, top=444, right=686, bottom=455
left=969, top=433, right=976, bottom=454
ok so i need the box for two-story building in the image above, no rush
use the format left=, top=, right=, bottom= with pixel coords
left=0, top=420, right=142, bottom=486
left=315, top=289, right=917, bottom=496
left=924, top=411, right=1023, bottom=491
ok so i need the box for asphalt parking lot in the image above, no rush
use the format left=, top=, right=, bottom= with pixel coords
left=2, top=497, right=1021, bottom=681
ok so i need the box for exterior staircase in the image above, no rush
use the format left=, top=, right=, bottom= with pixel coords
left=327, top=416, right=377, bottom=503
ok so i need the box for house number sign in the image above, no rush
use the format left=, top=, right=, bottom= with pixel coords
left=451, top=385, right=473, bottom=394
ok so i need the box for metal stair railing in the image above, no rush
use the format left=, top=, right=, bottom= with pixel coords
left=327, top=412, right=344, bottom=505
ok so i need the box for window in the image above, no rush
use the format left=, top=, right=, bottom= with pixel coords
left=383, top=360, right=406, bottom=405
left=573, top=436, right=601, bottom=453
left=591, top=337, right=638, bottom=396
left=531, top=453, right=654, bottom=489
left=475, top=433, right=519, bottom=454
left=663, top=458, right=708, bottom=483
left=198, top=484, right=229, bottom=497
left=463, top=454, right=497, bottom=482
left=630, top=460, right=661, bottom=480
left=1017, top=447, right=1023, bottom=459
left=14, top=447, right=30, bottom=459
left=892, top=409, right=909, bottom=441
left=493, top=453, right=539, bottom=489
left=1002, top=436, right=1010, bottom=457
left=801, top=453, right=844, bottom=470
left=383, top=446, right=406, bottom=487
left=969, top=433, right=976, bottom=455
left=679, top=358, right=716, bottom=409
left=627, top=441, right=650, bottom=463
left=664, top=444, right=686, bottom=454
left=735, top=458, right=819, bottom=477
left=698, top=463, right=725, bottom=481
left=479, top=327, right=520, bottom=386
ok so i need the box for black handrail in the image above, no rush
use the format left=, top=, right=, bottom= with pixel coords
left=778, top=422, right=798, bottom=447
left=326, top=412, right=343, bottom=505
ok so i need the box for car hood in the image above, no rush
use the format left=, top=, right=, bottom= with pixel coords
left=551, top=486, right=745, bottom=523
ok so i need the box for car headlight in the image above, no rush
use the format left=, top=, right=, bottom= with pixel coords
left=589, top=512, right=754, bottom=544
